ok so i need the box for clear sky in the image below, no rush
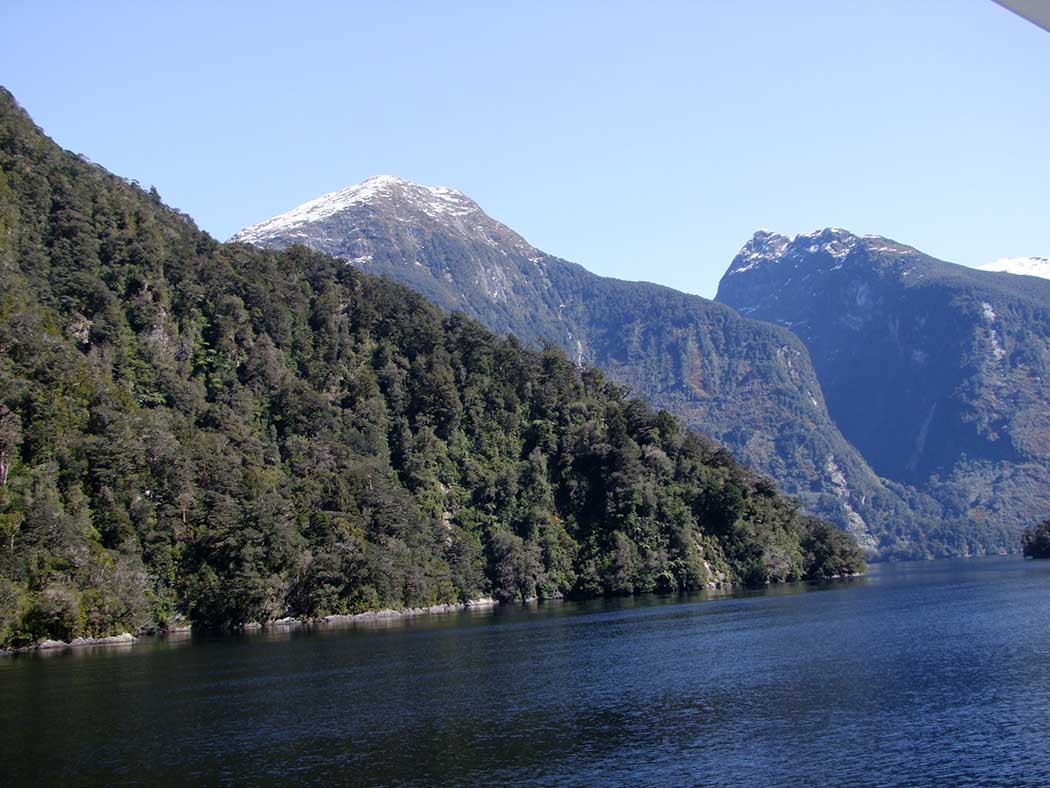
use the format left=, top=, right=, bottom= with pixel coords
left=3, top=0, right=1048, bottom=297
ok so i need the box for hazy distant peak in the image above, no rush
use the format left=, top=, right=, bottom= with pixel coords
left=976, top=256, right=1050, bottom=280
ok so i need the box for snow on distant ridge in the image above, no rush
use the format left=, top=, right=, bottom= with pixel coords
left=729, top=227, right=866, bottom=275
left=729, top=230, right=790, bottom=275
left=976, top=256, right=1050, bottom=281
left=731, top=229, right=1050, bottom=285
left=231, top=175, right=479, bottom=244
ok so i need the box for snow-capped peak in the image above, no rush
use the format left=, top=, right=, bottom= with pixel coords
left=728, top=230, right=791, bottom=275
left=976, top=256, right=1050, bottom=281
left=230, top=175, right=480, bottom=244
left=795, top=227, right=859, bottom=260
left=725, top=228, right=924, bottom=279
left=728, top=228, right=860, bottom=275
left=797, top=227, right=852, bottom=239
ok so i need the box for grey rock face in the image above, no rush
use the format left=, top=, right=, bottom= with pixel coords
left=717, top=228, right=1050, bottom=547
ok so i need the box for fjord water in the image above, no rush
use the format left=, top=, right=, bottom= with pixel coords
left=3, top=558, right=1049, bottom=787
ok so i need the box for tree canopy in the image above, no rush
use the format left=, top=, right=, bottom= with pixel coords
left=0, top=87, right=863, bottom=647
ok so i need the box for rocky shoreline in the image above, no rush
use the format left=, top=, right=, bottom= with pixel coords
left=2, top=576, right=867, bottom=655
left=17, top=632, right=139, bottom=653
left=2, top=597, right=500, bottom=655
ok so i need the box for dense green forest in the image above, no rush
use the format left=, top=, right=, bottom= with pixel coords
left=0, top=88, right=862, bottom=647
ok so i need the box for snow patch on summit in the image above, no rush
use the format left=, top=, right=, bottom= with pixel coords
left=728, top=231, right=790, bottom=275
left=976, top=256, right=1050, bottom=281
left=729, top=228, right=861, bottom=275
left=231, top=175, right=480, bottom=245
left=726, top=228, right=926, bottom=281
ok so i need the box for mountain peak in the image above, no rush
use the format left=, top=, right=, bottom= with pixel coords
left=728, top=228, right=858, bottom=276
left=792, top=227, right=865, bottom=262
left=231, top=175, right=481, bottom=245
left=797, top=226, right=854, bottom=238
left=728, top=230, right=792, bottom=275
left=727, top=228, right=922, bottom=278
left=977, top=256, right=1050, bottom=280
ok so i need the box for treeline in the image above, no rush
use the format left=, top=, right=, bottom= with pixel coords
left=0, top=88, right=863, bottom=646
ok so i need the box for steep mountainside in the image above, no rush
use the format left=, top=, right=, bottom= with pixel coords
left=234, top=179, right=965, bottom=556
left=0, top=88, right=863, bottom=646
left=717, top=228, right=1050, bottom=544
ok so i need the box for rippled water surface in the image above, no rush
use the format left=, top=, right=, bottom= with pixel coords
left=3, top=557, right=1050, bottom=787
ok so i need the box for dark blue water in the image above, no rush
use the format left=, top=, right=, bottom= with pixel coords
left=2, top=557, right=1049, bottom=787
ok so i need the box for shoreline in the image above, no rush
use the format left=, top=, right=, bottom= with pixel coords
left=1, top=596, right=501, bottom=655
left=2, top=570, right=869, bottom=655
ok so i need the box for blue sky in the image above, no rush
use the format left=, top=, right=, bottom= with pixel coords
left=3, top=0, right=1048, bottom=297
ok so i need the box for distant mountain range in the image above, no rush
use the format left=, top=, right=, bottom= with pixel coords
left=233, top=178, right=1033, bottom=557
left=716, top=228, right=1050, bottom=546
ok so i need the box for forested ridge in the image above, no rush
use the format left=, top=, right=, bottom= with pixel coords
left=0, top=88, right=862, bottom=647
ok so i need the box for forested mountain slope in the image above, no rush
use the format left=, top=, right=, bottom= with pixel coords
left=233, top=179, right=966, bottom=556
left=717, top=228, right=1050, bottom=548
left=0, top=88, right=862, bottom=646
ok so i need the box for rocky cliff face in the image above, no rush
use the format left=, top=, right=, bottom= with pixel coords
left=233, top=180, right=981, bottom=556
left=717, top=228, right=1050, bottom=544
